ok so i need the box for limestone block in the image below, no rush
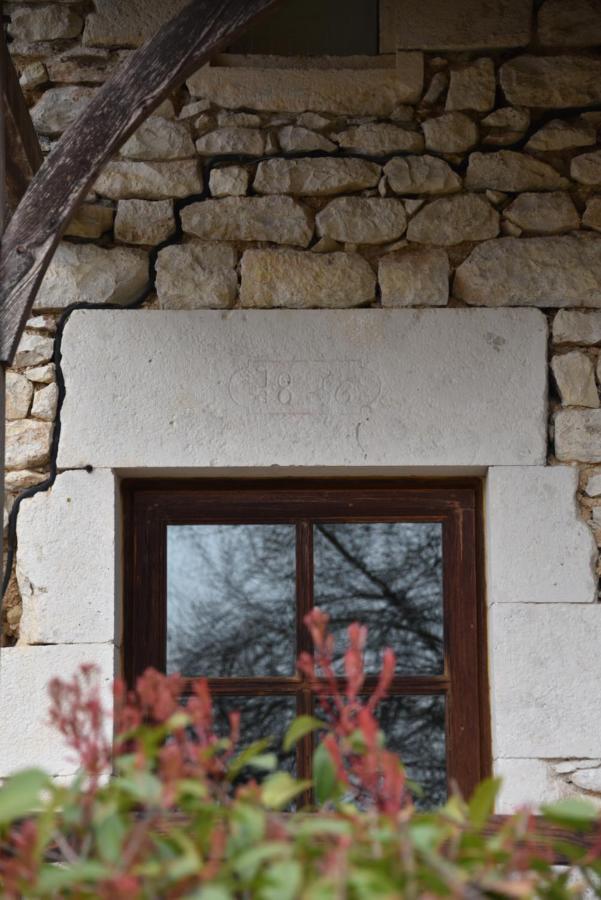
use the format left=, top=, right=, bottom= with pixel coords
left=490, top=604, right=601, bottom=756
left=31, top=382, right=59, bottom=421
left=552, top=352, right=599, bottom=407
left=186, top=56, right=424, bottom=114
left=407, top=194, right=499, bottom=246
left=383, top=0, right=532, bottom=50
left=239, top=249, right=375, bottom=308
left=155, top=242, right=238, bottom=310
left=504, top=192, right=580, bottom=235
left=209, top=166, right=249, bottom=197
left=195, top=127, right=265, bottom=157
left=6, top=372, right=33, bottom=420
left=24, top=363, right=55, bottom=385
left=583, top=197, right=601, bottom=232
left=64, top=203, right=114, bottom=239
left=316, top=198, right=407, bottom=244
left=455, top=236, right=601, bottom=307
left=569, top=768, right=601, bottom=793
left=114, top=199, right=175, bottom=245
left=571, top=151, right=601, bottom=186
left=384, top=155, right=461, bottom=194
left=119, top=116, right=194, bottom=160
left=538, top=0, right=601, bottom=47
left=466, top=150, right=565, bottom=192
left=500, top=56, right=601, bottom=108
left=14, top=333, right=54, bottom=367
left=95, top=160, right=202, bottom=200
left=19, top=61, right=47, bottom=90
left=555, top=408, right=601, bottom=461
left=0, top=644, right=114, bottom=776
left=553, top=311, right=601, bottom=345
left=585, top=472, right=601, bottom=496
left=83, top=0, right=189, bottom=47
left=253, top=157, right=381, bottom=196
left=31, top=85, right=95, bottom=136
left=217, top=111, right=262, bottom=128
left=526, top=119, right=596, bottom=152
left=487, top=466, right=597, bottom=605
left=481, top=107, right=530, bottom=131
left=494, top=759, right=573, bottom=813
left=179, top=99, right=210, bottom=120
left=278, top=126, right=336, bottom=153
left=17, top=470, right=116, bottom=644
left=422, top=111, right=478, bottom=153
left=334, top=124, right=424, bottom=155
left=57, top=308, right=547, bottom=469
left=422, top=71, right=448, bottom=106
left=445, top=58, right=496, bottom=112
left=379, top=249, right=449, bottom=306
left=35, top=242, right=148, bottom=309
left=181, top=197, right=313, bottom=247
left=8, top=5, right=82, bottom=41
left=5, top=420, right=53, bottom=470
left=5, top=471, right=47, bottom=492
left=26, top=315, right=56, bottom=333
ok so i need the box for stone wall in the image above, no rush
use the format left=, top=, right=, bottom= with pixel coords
left=4, top=0, right=601, bottom=806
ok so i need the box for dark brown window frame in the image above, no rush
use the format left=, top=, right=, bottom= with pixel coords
left=122, top=478, right=491, bottom=800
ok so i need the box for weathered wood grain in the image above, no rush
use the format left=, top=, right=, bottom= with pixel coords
left=0, top=0, right=282, bottom=364
left=1, top=29, right=43, bottom=215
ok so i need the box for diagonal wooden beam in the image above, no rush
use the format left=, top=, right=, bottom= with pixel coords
left=1, top=28, right=43, bottom=214
left=0, top=0, right=281, bottom=364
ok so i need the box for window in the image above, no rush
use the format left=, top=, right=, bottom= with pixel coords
left=123, top=479, right=489, bottom=805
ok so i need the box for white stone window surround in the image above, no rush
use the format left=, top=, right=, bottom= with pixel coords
left=2, top=308, right=599, bottom=812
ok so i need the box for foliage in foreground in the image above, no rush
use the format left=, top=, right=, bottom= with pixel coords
left=1, top=610, right=601, bottom=898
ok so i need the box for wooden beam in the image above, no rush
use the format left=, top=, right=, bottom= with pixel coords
left=0, top=0, right=281, bottom=364
left=1, top=28, right=43, bottom=213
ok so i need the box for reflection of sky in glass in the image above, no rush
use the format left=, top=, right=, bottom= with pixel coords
left=314, top=523, right=443, bottom=674
left=167, top=525, right=295, bottom=677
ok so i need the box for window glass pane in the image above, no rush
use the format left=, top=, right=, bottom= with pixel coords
left=313, top=523, right=444, bottom=674
left=213, top=695, right=297, bottom=775
left=167, top=525, right=295, bottom=677
left=377, top=695, right=447, bottom=808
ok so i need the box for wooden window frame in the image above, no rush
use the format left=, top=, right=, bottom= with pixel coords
left=122, top=478, right=490, bottom=800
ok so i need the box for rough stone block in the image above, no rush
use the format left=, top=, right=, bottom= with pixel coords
left=155, top=242, right=238, bottom=309
left=278, top=126, right=336, bottom=153
left=34, top=242, right=148, bottom=309
left=209, top=166, right=249, bottom=197
left=114, top=199, right=175, bottom=246
left=538, top=0, right=601, bottom=47
left=379, top=249, right=449, bottom=306
left=31, top=382, right=59, bottom=422
left=407, top=194, right=499, bottom=246
left=551, top=351, right=599, bottom=407
left=0, top=644, right=114, bottom=776
left=571, top=150, right=601, bottom=186
left=239, top=249, right=375, bottom=308
left=555, top=408, right=601, bottom=462
left=8, top=5, right=82, bottom=42
left=195, top=127, right=265, bottom=157
left=503, top=192, right=580, bottom=235
left=83, top=0, right=189, bottom=47
left=57, top=308, right=547, bottom=469
left=422, top=112, right=479, bottom=153
left=583, top=196, right=601, bottom=232
left=253, top=157, right=381, bottom=196
left=455, top=237, right=601, bottom=307
left=500, top=56, right=601, bottom=108
left=490, top=604, right=601, bottom=757
left=466, top=151, right=566, bottom=192
left=316, top=198, right=407, bottom=244
left=14, top=333, right=54, bottom=367
left=445, top=58, right=496, bottom=112
left=384, top=155, right=461, bottom=195
left=16, top=470, right=116, bottom=644
left=6, top=372, right=33, bottom=420
left=64, top=203, right=114, bottom=239
left=119, top=116, right=194, bottom=160
left=381, top=0, right=532, bottom=50
left=5, top=420, right=52, bottom=470
left=334, top=124, right=424, bottom=155
left=486, top=467, right=596, bottom=607
left=95, top=160, right=202, bottom=200
left=187, top=56, right=424, bottom=114
left=181, top=196, right=314, bottom=247
left=526, top=118, right=596, bottom=152
left=31, top=85, right=94, bottom=136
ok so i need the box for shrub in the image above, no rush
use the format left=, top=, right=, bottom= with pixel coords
left=0, top=610, right=600, bottom=898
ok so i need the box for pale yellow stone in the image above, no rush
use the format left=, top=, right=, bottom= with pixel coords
left=119, top=117, right=194, bottom=160
left=253, top=157, right=381, bottom=196
left=316, top=198, right=407, bottom=244
left=114, top=199, right=175, bottom=245
left=334, top=124, right=424, bottom=155
left=504, top=193, right=580, bottom=235
left=95, top=160, right=202, bottom=200
left=155, top=242, right=238, bottom=310
left=571, top=151, right=601, bottom=186
left=5, top=420, right=53, bottom=470
left=446, top=58, right=496, bottom=112
left=379, top=249, right=449, bottom=306
left=6, top=373, right=33, bottom=421
left=583, top=197, right=601, bottom=232
left=384, top=155, right=461, bottom=194
left=407, top=194, right=499, bottom=246
left=208, top=166, right=249, bottom=197
left=278, top=126, right=336, bottom=153
left=181, top=196, right=314, bottom=247
left=64, top=203, right=114, bottom=239
left=551, top=352, right=599, bottom=408
left=195, top=128, right=265, bottom=157
left=422, top=112, right=478, bottom=153
left=500, top=55, right=601, bottom=108
left=466, top=151, right=566, bottom=191
left=31, top=383, right=59, bottom=422
left=526, top=119, right=596, bottom=152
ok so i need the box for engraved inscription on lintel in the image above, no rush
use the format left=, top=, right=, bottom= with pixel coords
left=228, top=360, right=381, bottom=415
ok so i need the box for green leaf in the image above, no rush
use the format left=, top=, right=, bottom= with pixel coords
left=184, top=887, right=234, bottom=900
left=542, top=797, right=599, bottom=829
left=283, top=716, right=325, bottom=752
left=259, top=859, right=303, bottom=900
left=94, top=811, right=126, bottom=865
left=233, top=841, right=290, bottom=882
left=247, top=753, right=277, bottom=772
left=37, top=861, right=110, bottom=891
left=228, top=738, right=273, bottom=781
left=114, top=771, right=162, bottom=804
left=0, top=768, right=49, bottom=825
left=295, top=817, right=352, bottom=838
left=313, top=743, right=338, bottom=806
left=261, top=772, right=311, bottom=810
left=468, top=776, right=502, bottom=828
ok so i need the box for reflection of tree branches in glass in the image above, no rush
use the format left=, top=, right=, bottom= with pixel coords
left=166, top=521, right=446, bottom=804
